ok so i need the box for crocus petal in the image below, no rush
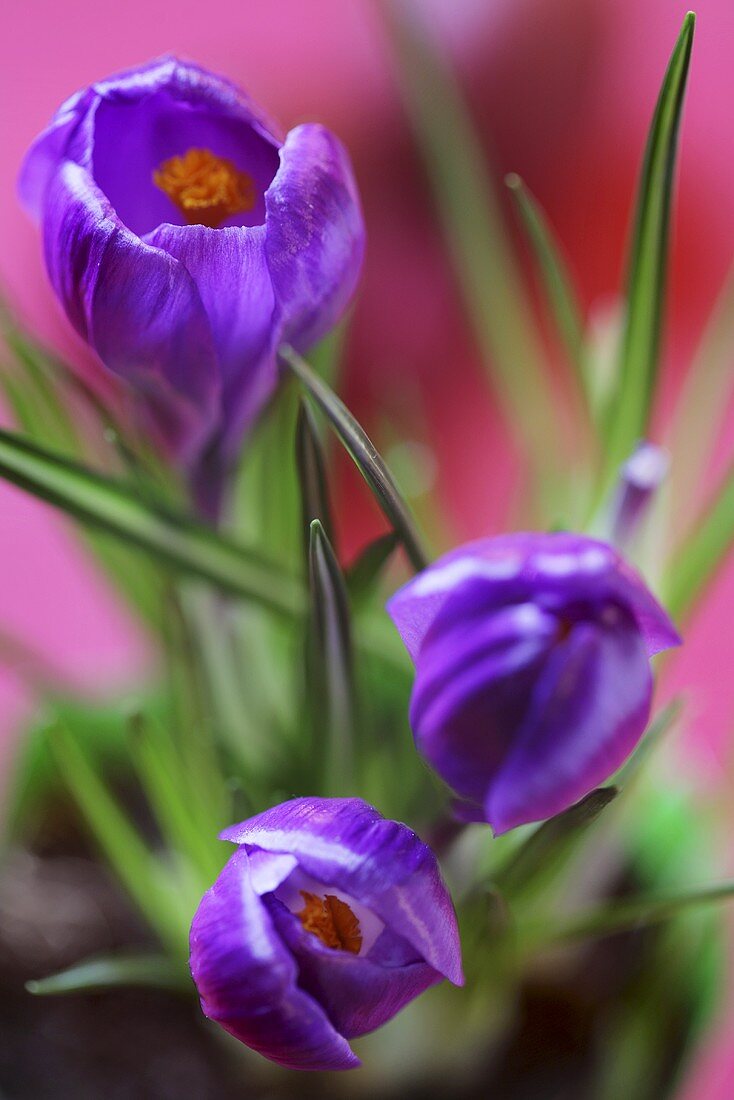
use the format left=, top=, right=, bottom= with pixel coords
left=144, top=222, right=278, bottom=460
left=92, top=55, right=282, bottom=145
left=411, top=602, right=557, bottom=802
left=42, top=161, right=220, bottom=460
left=18, top=88, right=92, bottom=218
left=267, top=897, right=442, bottom=1039
left=265, top=124, right=365, bottom=350
left=93, top=79, right=281, bottom=236
left=221, top=797, right=463, bottom=985
left=486, top=605, right=652, bottom=834
left=388, top=533, right=681, bottom=661
left=610, top=441, right=669, bottom=548
left=190, top=848, right=359, bottom=1071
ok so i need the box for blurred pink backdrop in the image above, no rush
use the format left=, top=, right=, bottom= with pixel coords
left=0, top=1, right=732, bottom=1093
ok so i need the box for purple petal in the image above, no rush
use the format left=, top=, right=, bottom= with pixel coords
left=247, top=849, right=298, bottom=895
left=18, top=88, right=92, bottom=218
left=221, top=798, right=463, bottom=986
left=266, top=897, right=442, bottom=1039
left=411, top=602, right=557, bottom=802
left=388, top=533, right=680, bottom=661
left=190, top=848, right=358, bottom=1071
left=42, top=161, right=220, bottom=461
left=486, top=604, right=652, bottom=834
left=94, top=88, right=280, bottom=236
left=610, top=441, right=669, bottom=548
left=92, top=56, right=283, bottom=144
left=265, top=124, right=365, bottom=350
left=144, top=222, right=278, bottom=464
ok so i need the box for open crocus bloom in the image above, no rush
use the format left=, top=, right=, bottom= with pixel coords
left=19, top=57, right=364, bottom=514
left=189, top=797, right=463, bottom=1070
left=387, top=533, right=681, bottom=834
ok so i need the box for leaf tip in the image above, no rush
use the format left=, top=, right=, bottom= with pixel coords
left=504, top=172, right=522, bottom=192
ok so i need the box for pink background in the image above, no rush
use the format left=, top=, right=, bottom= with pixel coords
left=0, top=1, right=732, bottom=1093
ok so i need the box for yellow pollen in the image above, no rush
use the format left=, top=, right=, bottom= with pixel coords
left=153, top=147, right=256, bottom=228
left=296, top=891, right=363, bottom=954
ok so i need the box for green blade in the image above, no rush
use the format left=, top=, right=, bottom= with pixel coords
left=612, top=698, right=683, bottom=788
left=282, top=345, right=429, bottom=572
left=667, top=262, right=734, bottom=531
left=664, top=459, right=734, bottom=622
left=542, top=879, right=734, bottom=945
left=27, top=954, right=189, bottom=996
left=346, top=531, right=399, bottom=608
left=383, top=2, right=564, bottom=489
left=0, top=426, right=303, bottom=617
left=494, top=787, right=618, bottom=896
left=296, top=397, right=335, bottom=553
left=48, top=724, right=190, bottom=958
left=505, top=173, right=591, bottom=413
left=604, top=12, right=695, bottom=480
left=308, top=519, right=358, bottom=794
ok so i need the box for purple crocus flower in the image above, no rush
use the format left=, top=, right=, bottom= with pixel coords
left=190, top=797, right=463, bottom=1070
left=387, top=533, right=681, bottom=834
left=19, top=57, right=364, bottom=513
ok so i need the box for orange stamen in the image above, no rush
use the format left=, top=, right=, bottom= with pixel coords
left=153, top=147, right=256, bottom=228
left=297, top=891, right=363, bottom=954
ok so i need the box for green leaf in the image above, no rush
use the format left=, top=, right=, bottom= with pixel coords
left=612, top=698, right=683, bottom=788
left=382, top=2, right=565, bottom=491
left=0, top=426, right=304, bottom=617
left=1, top=317, right=82, bottom=457
left=505, top=173, right=591, bottom=412
left=282, top=345, right=430, bottom=572
left=3, top=694, right=173, bottom=841
left=231, top=381, right=302, bottom=570
left=296, top=398, right=335, bottom=553
left=308, top=519, right=358, bottom=794
left=48, top=724, right=192, bottom=958
left=127, top=712, right=224, bottom=884
left=542, top=879, right=734, bottom=945
left=346, top=532, right=399, bottom=608
left=27, top=954, right=189, bottom=996
left=668, top=262, right=734, bottom=531
left=604, top=12, right=695, bottom=480
left=494, top=787, right=618, bottom=896
left=664, top=459, right=734, bottom=622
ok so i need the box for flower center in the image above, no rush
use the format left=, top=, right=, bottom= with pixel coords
left=153, top=147, right=256, bottom=228
left=296, top=891, right=363, bottom=954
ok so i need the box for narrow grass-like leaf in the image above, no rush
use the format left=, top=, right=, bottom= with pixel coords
left=613, top=698, right=683, bottom=788
left=604, top=12, right=695, bottom=480
left=1, top=321, right=81, bottom=455
left=296, top=398, right=334, bottom=552
left=282, top=345, right=429, bottom=572
left=232, top=381, right=302, bottom=570
left=540, top=879, right=734, bottom=946
left=346, top=532, right=399, bottom=608
left=664, top=459, right=734, bottom=622
left=505, top=173, right=590, bottom=409
left=383, top=2, right=564, bottom=488
left=127, top=712, right=224, bottom=885
left=0, top=426, right=304, bottom=616
left=308, top=519, right=358, bottom=794
left=668, top=262, right=734, bottom=529
left=49, top=724, right=190, bottom=958
left=494, top=787, right=618, bottom=896
left=27, top=954, right=190, bottom=996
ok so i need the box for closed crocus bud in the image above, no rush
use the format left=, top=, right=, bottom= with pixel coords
left=387, top=533, right=681, bottom=834
left=190, top=797, right=463, bottom=1070
left=19, top=57, right=364, bottom=514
